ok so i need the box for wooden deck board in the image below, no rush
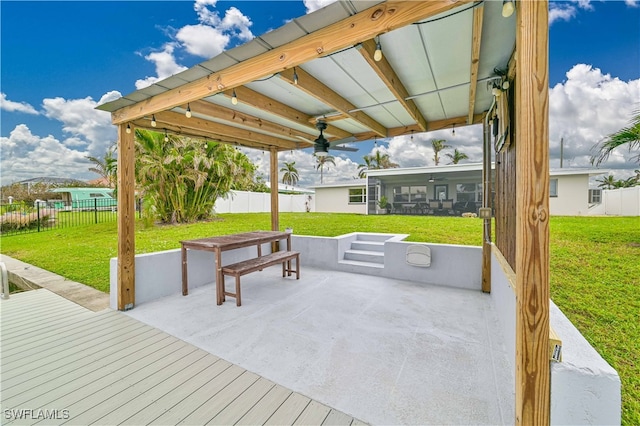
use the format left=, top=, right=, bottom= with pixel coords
left=294, top=400, right=331, bottom=425
left=207, top=377, right=275, bottom=425
left=236, top=384, right=293, bottom=425
left=264, top=393, right=312, bottom=425
left=0, top=290, right=362, bottom=425
left=124, top=358, right=232, bottom=425
left=1, top=327, right=167, bottom=406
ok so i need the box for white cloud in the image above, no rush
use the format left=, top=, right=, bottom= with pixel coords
left=549, top=64, right=640, bottom=169
left=221, top=7, right=253, bottom=42
left=626, top=0, right=639, bottom=7
left=41, top=94, right=118, bottom=157
left=0, top=125, right=92, bottom=186
left=303, top=0, right=337, bottom=14
left=176, top=24, right=230, bottom=58
left=0, top=93, right=39, bottom=115
left=135, top=43, right=188, bottom=89
left=549, top=4, right=577, bottom=25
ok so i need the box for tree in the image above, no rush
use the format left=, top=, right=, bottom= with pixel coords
left=315, top=154, right=335, bottom=184
left=135, top=130, right=257, bottom=223
left=445, top=148, right=469, bottom=165
left=280, top=161, right=299, bottom=186
left=357, top=155, right=374, bottom=178
left=591, top=109, right=640, bottom=166
left=431, top=139, right=451, bottom=166
left=86, top=144, right=117, bottom=188
left=371, top=150, right=399, bottom=169
left=596, top=175, right=617, bottom=190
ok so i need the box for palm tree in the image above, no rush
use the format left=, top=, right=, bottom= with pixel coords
left=315, top=154, right=335, bottom=184
left=431, top=139, right=451, bottom=166
left=87, top=144, right=117, bottom=188
left=372, top=150, right=399, bottom=169
left=596, top=175, right=617, bottom=190
left=280, top=161, right=299, bottom=186
left=445, top=148, right=469, bottom=165
left=591, top=109, right=640, bottom=166
left=357, top=155, right=374, bottom=178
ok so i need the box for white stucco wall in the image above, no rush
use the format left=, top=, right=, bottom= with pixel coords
left=549, top=174, right=589, bottom=215
left=315, top=187, right=366, bottom=214
left=490, top=245, right=621, bottom=425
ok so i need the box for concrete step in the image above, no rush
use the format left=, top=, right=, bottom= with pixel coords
left=338, top=259, right=384, bottom=269
left=351, top=240, right=385, bottom=252
left=355, top=233, right=392, bottom=242
left=344, top=249, right=384, bottom=264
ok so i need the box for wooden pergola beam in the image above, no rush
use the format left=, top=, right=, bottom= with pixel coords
left=279, top=67, right=388, bottom=137
left=150, top=111, right=305, bottom=150
left=515, top=0, right=551, bottom=423
left=189, top=100, right=317, bottom=142
left=358, top=39, right=428, bottom=132
left=468, top=4, right=484, bottom=125
left=221, top=87, right=351, bottom=139
left=354, top=113, right=484, bottom=141
left=110, top=0, right=472, bottom=125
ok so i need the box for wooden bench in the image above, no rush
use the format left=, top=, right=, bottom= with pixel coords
left=221, top=250, right=300, bottom=306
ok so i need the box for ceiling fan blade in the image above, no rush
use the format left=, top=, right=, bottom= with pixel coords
left=330, top=145, right=358, bottom=152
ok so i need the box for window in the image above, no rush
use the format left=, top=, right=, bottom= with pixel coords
left=393, top=186, right=426, bottom=203
left=455, top=183, right=482, bottom=202
left=434, top=184, right=448, bottom=201
left=89, top=193, right=105, bottom=198
left=589, top=189, right=601, bottom=204
left=550, top=179, right=558, bottom=197
left=349, top=188, right=366, bottom=204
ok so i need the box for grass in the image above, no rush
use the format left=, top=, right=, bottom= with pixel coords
left=1, top=213, right=638, bottom=424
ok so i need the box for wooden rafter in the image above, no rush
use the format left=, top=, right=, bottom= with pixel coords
left=467, top=4, right=484, bottom=125
left=354, top=113, right=484, bottom=141
left=110, top=0, right=473, bottom=126
left=279, top=67, right=388, bottom=137
left=134, top=111, right=305, bottom=151
left=189, top=100, right=318, bottom=142
left=221, top=87, right=351, bottom=140
left=358, top=39, right=428, bottom=132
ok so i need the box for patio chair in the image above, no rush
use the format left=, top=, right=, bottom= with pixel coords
left=441, top=199, right=454, bottom=215
left=428, top=199, right=440, bottom=215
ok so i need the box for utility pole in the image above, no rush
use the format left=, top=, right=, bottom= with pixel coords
left=560, top=137, right=564, bottom=168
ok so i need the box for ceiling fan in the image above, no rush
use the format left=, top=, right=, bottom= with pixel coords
left=297, top=120, right=358, bottom=156
left=428, top=174, right=446, bottom=183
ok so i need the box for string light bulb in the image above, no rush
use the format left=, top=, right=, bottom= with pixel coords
left=164, top=129, right=169, bottom=142
left=151, top=114, right=157, bottom=127
left=231, top=89, right=238, bottom=105
left=126, top=123, right=131, bottom=134
left=502, top=0, right=514, bottom=18
left=185, top=103, right=192, bottom=118
left=374, top=37, right=383, bottom=62
left=293, top=67, right=299, bottom=85
left=452, top=124, right=456, bottom=136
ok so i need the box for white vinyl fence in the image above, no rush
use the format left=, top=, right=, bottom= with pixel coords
left=589, top=186, right=640, bottom=216
left=214, top=191, right=315, bottom=214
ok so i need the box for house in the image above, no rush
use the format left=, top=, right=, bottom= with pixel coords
left=50, top=187, right=116, bottom=209
left=312, top=164, right=606, bottom=216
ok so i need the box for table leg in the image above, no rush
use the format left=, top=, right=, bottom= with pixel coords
left=286, top=235, right=292, bottom=276
left=182, top=246, right=188, bottom=296
left=216, top=250, right=223, bottom=305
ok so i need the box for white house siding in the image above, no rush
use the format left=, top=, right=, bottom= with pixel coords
left=315, top=186, right=366, bottom=214
left=549, top=174, right=589, bottom=215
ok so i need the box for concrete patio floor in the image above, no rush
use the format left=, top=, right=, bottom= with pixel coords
left=125, top=266, right=515, bottom=425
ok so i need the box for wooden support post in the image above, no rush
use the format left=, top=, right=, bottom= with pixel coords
left=269, top=147, right=280, bottom=251
left=515, top=0, right=551, bottom=424
left=117, top=123, right=136, bottom=311
left=482, top=116, right=492, bottom=293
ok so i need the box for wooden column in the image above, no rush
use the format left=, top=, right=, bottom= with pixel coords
left=117, top=123, right=136, bottom=310
left=515, top=0, right=550, bottom=424
left=481, top=115, right=492, bottom=293
left=269, top=147, right=279, bottom=232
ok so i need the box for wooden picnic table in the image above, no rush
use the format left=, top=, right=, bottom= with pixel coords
left=180, top=231, right=292, bottom=305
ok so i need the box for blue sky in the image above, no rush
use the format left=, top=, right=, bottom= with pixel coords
left=1, top=0, right=639, bottom=187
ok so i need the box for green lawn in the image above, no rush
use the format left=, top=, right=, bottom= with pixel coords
left=1, top=213, right=638, bottom=424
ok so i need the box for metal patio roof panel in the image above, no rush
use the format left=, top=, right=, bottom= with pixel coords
left=245, top=77, right=335, bottom=118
